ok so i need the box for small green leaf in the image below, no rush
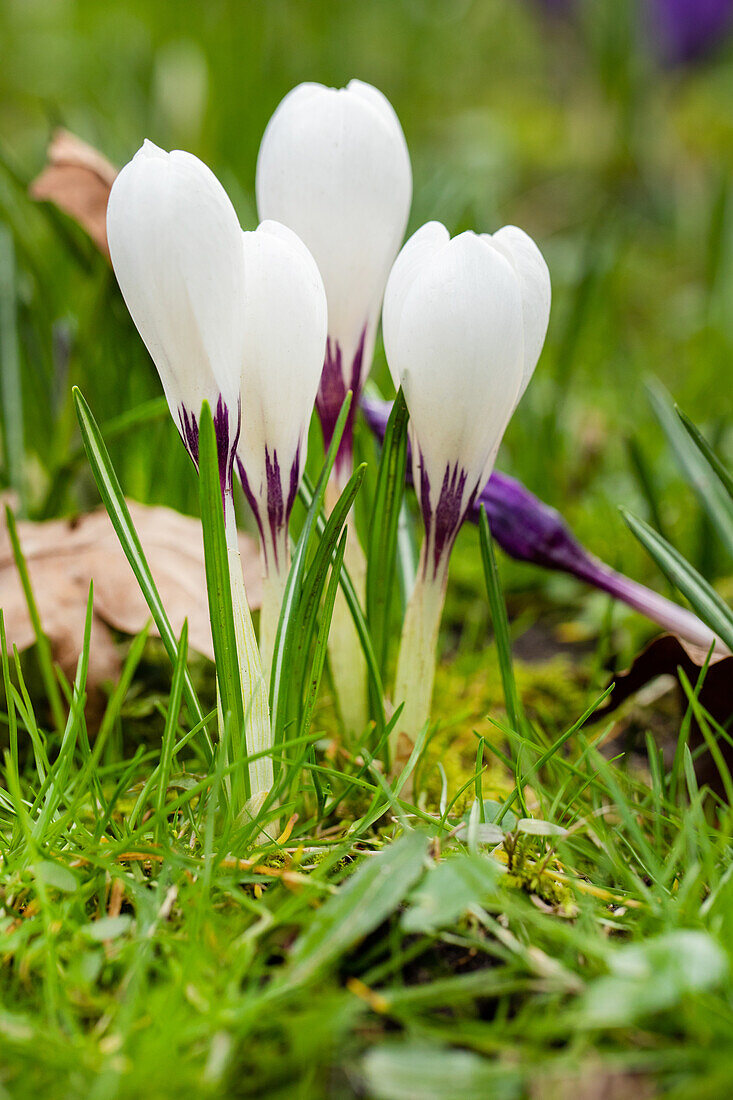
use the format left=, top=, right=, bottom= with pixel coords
left=282, top=830, right=428, bottom=988
left=34, top=860, right=78, bottom=894
left=579, top=931, right=727, bottom=1027
left=82, top=915, right=133, bottom=942
left=402, top=854, right=500, bottom=933
left=517, top=818, right=568, bottom=837
left=362, top=1043, right=519, bottom=1100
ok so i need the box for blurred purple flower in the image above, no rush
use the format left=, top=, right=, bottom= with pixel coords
left=534, top=0, right=733, bottom=65
left=649, top=0, right=733, bottom=63
left=361, top=394, right=726, bottom=653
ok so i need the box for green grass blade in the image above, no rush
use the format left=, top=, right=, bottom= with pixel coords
left=72, top=385, right=211, bottom=759
left=269, top=393, right=352, bottom=750
left=197, top=401, right=247, bottom=806
left=366, top=387, right=409, bottom=675
left=5, top=505, right=65, bottom=733
left=41, top=396, right=169, bottom=519
left=0, top=226, right=25, bottom=511
left=277, top=830, right=428, bottom=990
left=0, top=612, right=18, bottom=780
left=300, top=528, right=347, bottom=742
left=478, top=504, right=522, bottom=733
left=293, top=464, right=366, bottom=720
left=621, top=508, right=733, bottom=651
left=676, top=405, right=733, bottom=501
left=156, top=620, right=188, bottom=843
left=298, top=474, right=386, bottom=736
left=647, top=379, right=733, bottom=558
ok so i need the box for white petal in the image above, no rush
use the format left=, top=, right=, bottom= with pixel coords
left=382, top=222, right=449, bottom=392
left=488, top=225, right=550, bottom=400
left=237, top=221, right=327, bottom=542
left=107, top=143, right=246, bottom=423
left=384, top=229, right=524, bottom=515
left=256, top=80, right=412, bottom=375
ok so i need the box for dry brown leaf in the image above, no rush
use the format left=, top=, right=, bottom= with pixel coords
left=29, top=129, right=118, bottom=257
left=596, top=633, right=733, bottom=793
left=0, top=501, right=261, bottom=691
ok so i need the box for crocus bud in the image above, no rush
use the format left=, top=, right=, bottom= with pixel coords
left=383, top=221, right=550, bottom=767
left=235, top=220, right=327, bottom=670
left=256, top=80, right=412, bottom=473
left=383, top=222, right=549, bottom=579
left=107, top=140, right=246, bottom=493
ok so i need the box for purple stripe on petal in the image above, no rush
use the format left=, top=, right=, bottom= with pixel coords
left=418, top=450, right=474, bottom=579
left=237, top=444, right=301, bottom=571
left=238, top=457, right=266, bottom=550
left=178, top=405, right=200, bottom=467
left=316, top=326, right=367, bottom=476
left=178, top=395, right=239, bottom=499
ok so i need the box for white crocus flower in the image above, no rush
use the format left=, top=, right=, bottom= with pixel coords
left=256, top=79, right=412, bottom=475
left=236, top=221, right=327, bottom=675
left=383, top=221, right=551, bottom=765
left=107, top=140, right=271, bottom=812
left=256, top=79, right=412, bottom=734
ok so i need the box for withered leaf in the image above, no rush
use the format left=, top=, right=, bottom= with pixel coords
left=0, top=501, right=261, bottom=690
left=597, top=633, right=732, bottom=793
left=29, top=129, right=118, bottom=257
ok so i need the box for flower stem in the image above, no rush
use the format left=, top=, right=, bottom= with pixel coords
left=391, top=547, right=449, bottom=773
left=259, top=555, right=289, bottom=687
left=224, top=496, right=273, bottom=814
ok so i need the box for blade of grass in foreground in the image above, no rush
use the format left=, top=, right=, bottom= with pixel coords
left=269, top=394, right=351, bottom=751
left=366, top=387, right=409, bottom=677
left=197, top=401, right=248, bottom=808
left=478, top=504, right=523, bottom=734
left=676, top=405, right=733, bottom=501
left=274, top=829, right=428, bottom=991
left=0, top=226, right=25, bottom=512
left=73, top=386, right=212, bottom=760
left=647, top=379, right=733, bottom=559
left=156, top=619, right=188, bottom=843
left=622, top=508, right=733, bottom=652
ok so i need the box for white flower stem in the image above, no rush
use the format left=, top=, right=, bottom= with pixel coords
left=325, top=477, right=369, bottom=736
left=391, top=545, right=449, bottom=774
left=259, top=553, right=289, bottom=687
left=224, top=496, right=273, bottom=815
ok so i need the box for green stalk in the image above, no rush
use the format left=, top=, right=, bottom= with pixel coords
left=223, top=494, right=273, bottom=813
left=391, top=544, right=449, bottom=773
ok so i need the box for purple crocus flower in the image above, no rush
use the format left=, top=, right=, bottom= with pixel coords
left=534, top=0, right=733, bottom=65
left=362, top=395, right=726, bottom=654
left=649, top=0, right=733, bottom=64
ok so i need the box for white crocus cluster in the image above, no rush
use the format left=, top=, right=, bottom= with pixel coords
left=106, top=79, right=551, bottom=796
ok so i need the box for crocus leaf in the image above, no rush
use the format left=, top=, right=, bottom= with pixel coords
left=366, top=387, right=409, bottom=679
left=676, top=405, right=733, bottom=501
left=73, top=386, right=212, bottom=759
left=647, top=378, right=733, bottom=559
left=197, top=400, right=247, bottom=804
left=621, top=508, right=733, bottom=653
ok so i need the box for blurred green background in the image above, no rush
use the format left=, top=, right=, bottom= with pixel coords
left=1, top=0, right=732, bottom=649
